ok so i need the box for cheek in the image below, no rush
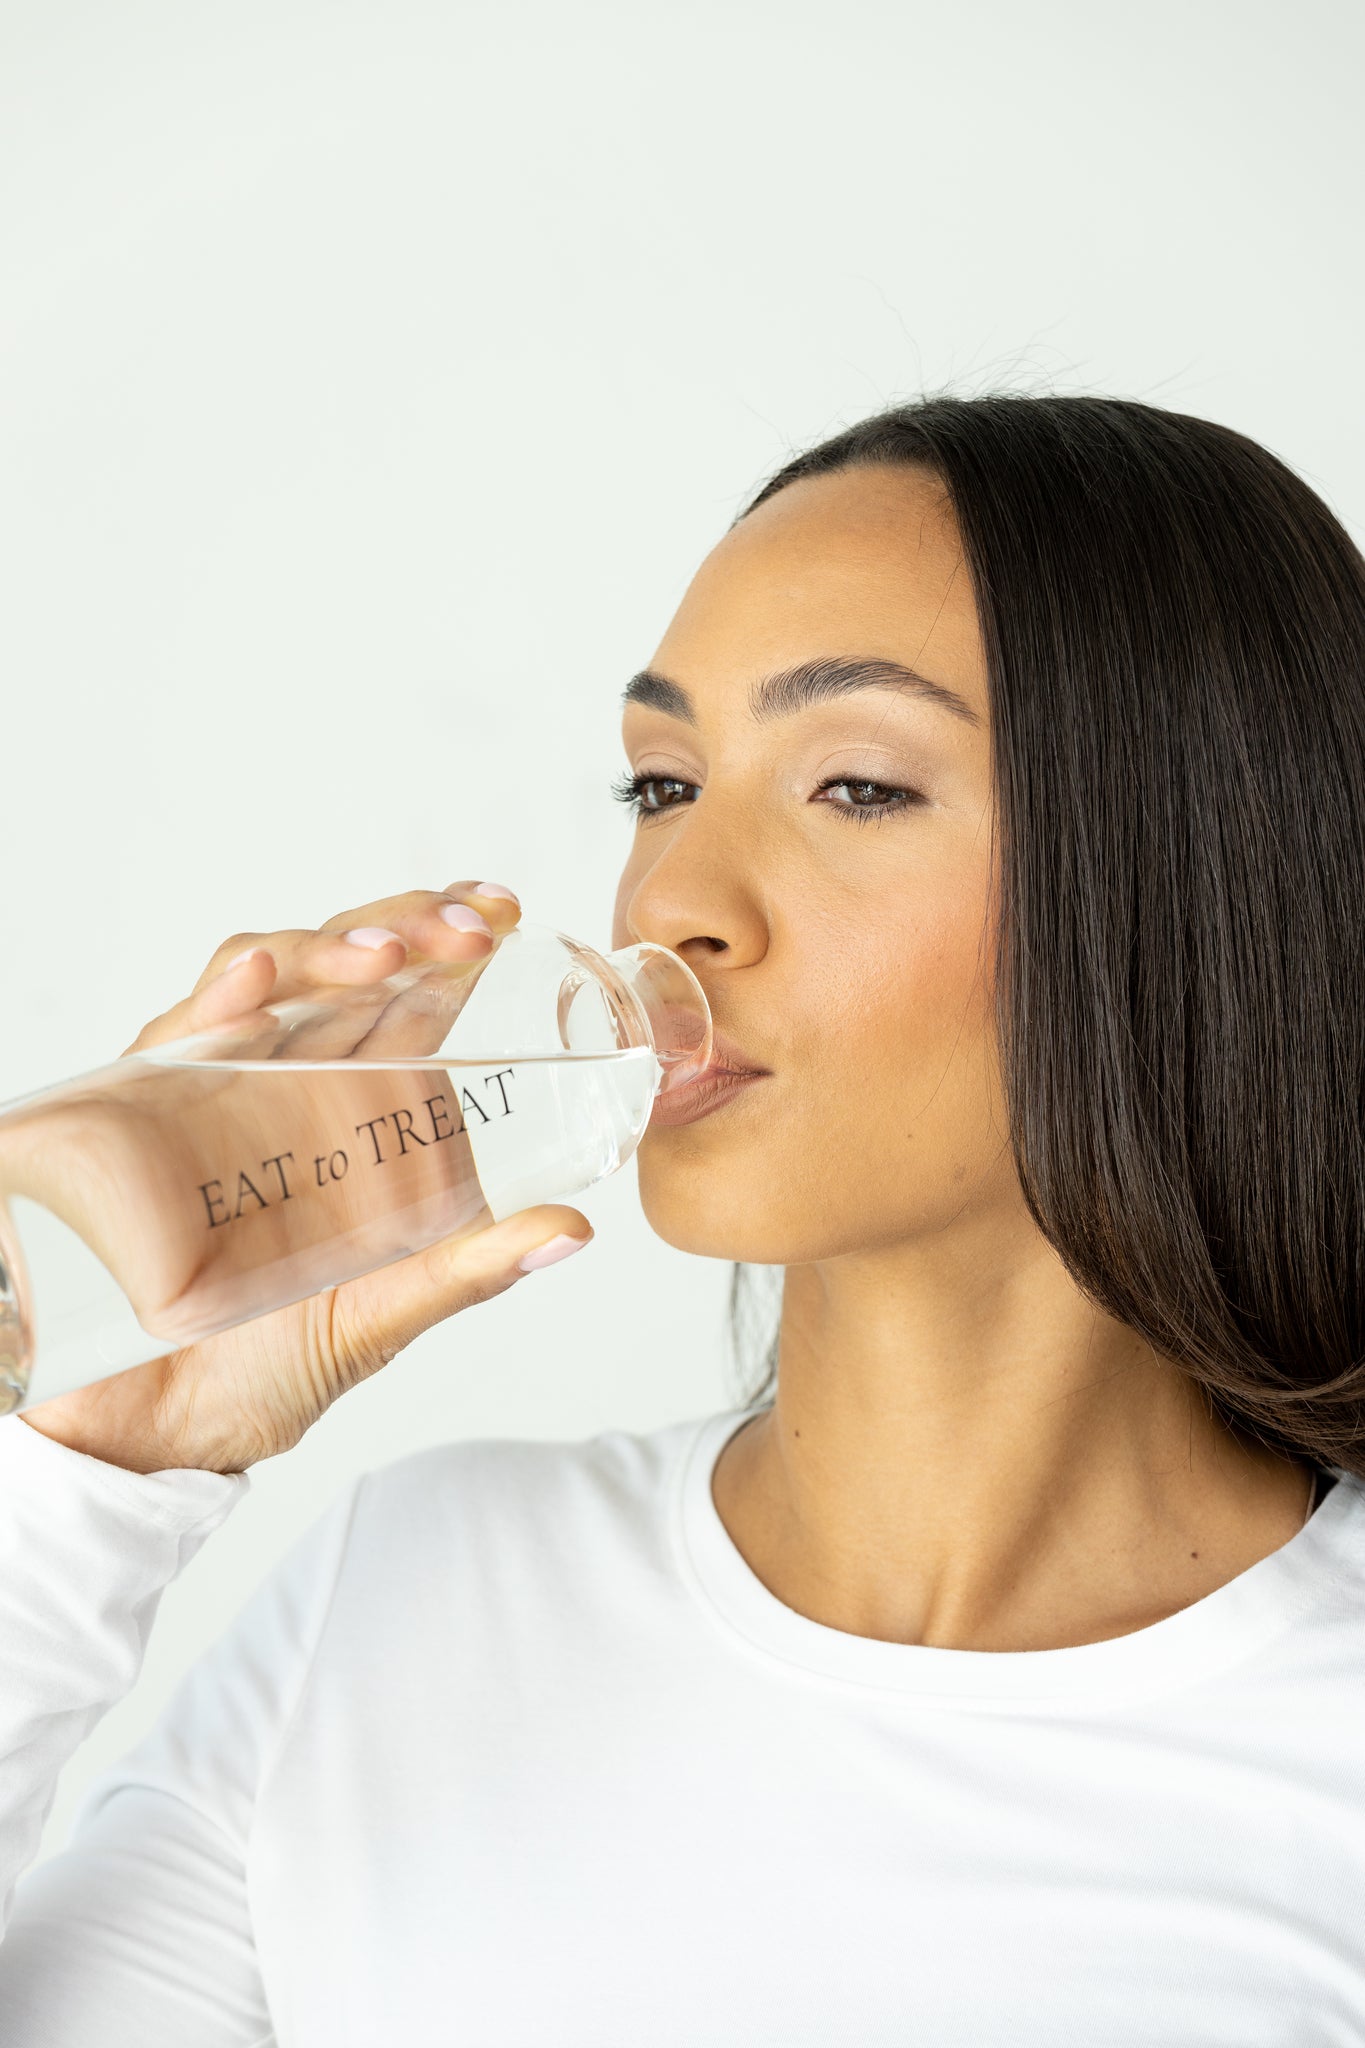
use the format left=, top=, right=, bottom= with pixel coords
left=632, top=887, right=1007, bottom=1261
left=800, top=894, right=1001, bottom=1147
left=815, top=888, right=990, bottom=1048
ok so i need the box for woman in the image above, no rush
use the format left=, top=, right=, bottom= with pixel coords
left=1, top=393, right=1362, bottom=2044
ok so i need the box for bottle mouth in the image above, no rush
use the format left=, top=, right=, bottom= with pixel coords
left=603, top=942, right=713, bottom=1095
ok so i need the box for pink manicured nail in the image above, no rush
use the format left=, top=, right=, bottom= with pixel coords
left=343, top=927, right=403, bottom=950
left=517, top=1233, right=590, bottom=1273
left=439, top=902, right=493, bottom=935
left=224, top=946, right=268, bottom=974
left=473, top=881, right=520, bottom=902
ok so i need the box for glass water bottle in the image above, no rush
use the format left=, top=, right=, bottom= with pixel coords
left=0, top=920, right=712, bottom=1412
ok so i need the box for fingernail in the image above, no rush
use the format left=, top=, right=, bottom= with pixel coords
left=439, top=902, right=493, bottom=935
left=517, top=1233, right=591, bottom=1273
left=473, top=881, right=520, bottom=903
left=343, top=927, right=404, bottom=950
left=224, top=946, right=268, bottom=973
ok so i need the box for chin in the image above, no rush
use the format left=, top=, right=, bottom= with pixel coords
left=634, top=1155, right=826, bottom=1261
left=634, top=1164, right=784, bottom=1263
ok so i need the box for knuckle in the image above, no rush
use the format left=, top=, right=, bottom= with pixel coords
left=323, top=1289, right=399, bottom=1385
left=454, top=1261, right=519, bottom=1312
left=200, top=937, right=263, bottom=983
left=382, top=889, right=440, bottom=920
left=320, top=891, right=425, bottom=934
left=448, top=1277, right=494, bottom=1315
left=424, top=1242, right=505, bottom=1314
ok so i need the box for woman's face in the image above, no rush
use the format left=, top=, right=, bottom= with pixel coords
left=611, top=461, right=1013, bottom=1266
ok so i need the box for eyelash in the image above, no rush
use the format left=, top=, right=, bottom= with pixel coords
left=608, top=769, right=922, bottom=826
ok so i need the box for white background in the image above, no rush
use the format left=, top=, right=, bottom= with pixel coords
left=3, top=0, right=1360, bottom=1864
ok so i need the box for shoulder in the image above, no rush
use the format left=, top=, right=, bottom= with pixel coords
left=1307, top=1469, right=1365, bottom=1586
left=333, top=1406, right=739, bottom=1596
left=360, top=1406, right=718, bottom=1512
left=1280, top=1468, right=1365, bottom=1667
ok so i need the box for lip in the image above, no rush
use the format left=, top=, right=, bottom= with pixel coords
left=649, top=1039, right=771, bottom=1128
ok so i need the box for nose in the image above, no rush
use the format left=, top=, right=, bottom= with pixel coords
left=612, top=842, right=768, bottom=971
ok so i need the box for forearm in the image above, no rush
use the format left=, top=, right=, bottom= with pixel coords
left=0, top=1412, right=248, bottom=1931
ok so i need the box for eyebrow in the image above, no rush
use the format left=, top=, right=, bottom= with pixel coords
left=620, top=655, right=981, bottom=730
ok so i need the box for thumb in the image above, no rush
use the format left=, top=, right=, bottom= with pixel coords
left=325, top=1206, right=595, bottom=1375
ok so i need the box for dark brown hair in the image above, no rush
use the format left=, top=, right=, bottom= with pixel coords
left=726, top=394, right=1365, bottom=1478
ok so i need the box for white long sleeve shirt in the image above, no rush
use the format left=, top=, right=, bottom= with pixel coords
left=2, top=1401, right=1365, bottom=2045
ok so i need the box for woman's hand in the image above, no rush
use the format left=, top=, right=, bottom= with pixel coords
left=17, top=884, right=594, bottom=1476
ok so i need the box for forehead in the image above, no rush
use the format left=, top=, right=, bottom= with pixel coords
left=647, top=463, right=983, bottom=699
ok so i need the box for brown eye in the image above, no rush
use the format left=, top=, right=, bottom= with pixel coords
left=609, top=771, right=696, bottom=819
left=812, top=774, right=922, bottom=823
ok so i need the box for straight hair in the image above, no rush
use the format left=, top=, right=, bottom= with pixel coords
left=725, top=394, right=1365, bottom=1477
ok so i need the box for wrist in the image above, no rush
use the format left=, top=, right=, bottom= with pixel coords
left=17, top=1365, right=251, bottom=1476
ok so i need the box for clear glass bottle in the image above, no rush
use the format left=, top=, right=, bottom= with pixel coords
left=0, top=921, right=711, bottom=1412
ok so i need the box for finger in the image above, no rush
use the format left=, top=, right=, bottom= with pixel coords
left=204, top=894, right=491, bottom=1013
left=193, top=924, right=410, bottom=999
left=262, top=888, right=519, bottom=1058
left=318, top=885, right=522, bottom=960
left=339, top=884, right=523, bottom=1059
left=123, top=946, right=283, bottom=1056
left=440, top=880, right=522, bottom=914
left=342, top=958, right=492, bottom=1060
left=321, top=1204, right=595, bottom=1380
left=262, top=941, right=498, bottom=1062
left=157, top=919, right=471, bottom=1067
left=191, top=885, right=520, bottom=1002
left=129, top=935, right=393, bottom=1062
left=130, top=883, right=523, bottom=1062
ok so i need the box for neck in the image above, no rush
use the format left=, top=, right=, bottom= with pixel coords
left=716, top=1217, right=1314, bottom=1653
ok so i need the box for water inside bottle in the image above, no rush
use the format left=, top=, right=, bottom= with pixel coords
left=0, top=1045, right=658, bottom=1407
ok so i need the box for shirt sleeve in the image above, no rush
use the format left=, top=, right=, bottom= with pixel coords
left=0, top=1411, right=361, bottom=2047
